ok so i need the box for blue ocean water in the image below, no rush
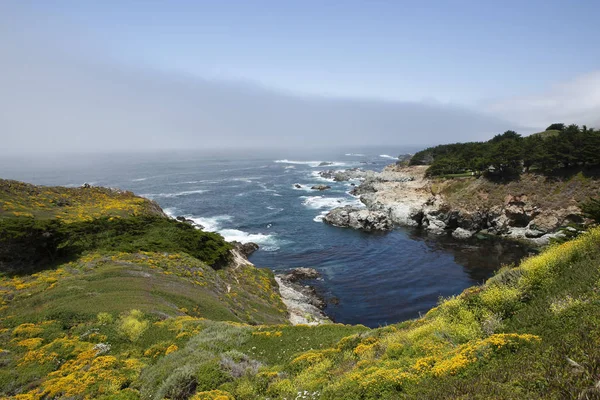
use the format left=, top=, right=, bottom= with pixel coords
left=1, top=149, right=530, bottom=327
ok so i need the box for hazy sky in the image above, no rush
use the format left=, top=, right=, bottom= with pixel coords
left=1, top=1, right=599, bottom=153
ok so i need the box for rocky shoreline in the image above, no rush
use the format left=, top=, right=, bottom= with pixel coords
left=322, top=164, right=585, bottom=245
left=274, top=267, right=331, bottom=326
left=231, top=242, right=330, bottom=325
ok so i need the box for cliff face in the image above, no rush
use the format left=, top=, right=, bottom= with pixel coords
left=324, top=165, right=596, bottom=244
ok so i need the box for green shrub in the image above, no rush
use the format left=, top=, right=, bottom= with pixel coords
left=118, top=309, right=149, bottom=342
left=0, top=215, right=232, bottom=274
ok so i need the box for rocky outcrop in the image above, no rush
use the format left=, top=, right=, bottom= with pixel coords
left=311, top=185, right=331, bottom=191
left=275, top=268, right=330, bottom=325
left=323, top=165, right=585, bottom=245
left=231, top=241, right=259, bottom=258
left=323, top=206, right=393, bottom=231
left=176, top=215, right=205, bottom=230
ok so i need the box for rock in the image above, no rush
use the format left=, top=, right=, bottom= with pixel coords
left=280, top=267, right=321, bottom=283
left=231, top=242, right=259, bottom=258
left=93, top=343, right=111, bottom=356
left=524, top=226, right=545, bottom=238
left=324, top=206, right=393, bottom=231
left=350, top=180, right=377, bottom=196
left=311, top=185, right=331, bottom=191
left=175, top=216, right=205, bottom=230
left=275, top=276, right=330, bottom=325
left=318, top=162, right=334, bottom=166
left=452, top=227, right=475, bottom=239
left=530, top=212, right=560, bottom=233
left=81, top=182, right=91, bottom=188
left=425, top=217, right=447, bottom=234
left=318, top=170, right=337, bottom=180
left=294, top=184, right=302, bottom=189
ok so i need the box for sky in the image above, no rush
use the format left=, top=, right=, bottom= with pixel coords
left=1, top=1, right=599, bottom=153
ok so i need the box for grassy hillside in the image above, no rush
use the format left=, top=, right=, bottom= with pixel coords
left=431, top=170, right=600, bottom=213
left=0, top=179, right=165, bottom=221
left=2, top=180, right=600, bottom=399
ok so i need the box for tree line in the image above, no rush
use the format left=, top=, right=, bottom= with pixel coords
left=410, top=123, right=600, bottom=178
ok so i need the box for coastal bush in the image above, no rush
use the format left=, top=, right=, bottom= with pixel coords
left=118, top=309, right=150, bottom=342
left=0, top=215, right=232, bottom=273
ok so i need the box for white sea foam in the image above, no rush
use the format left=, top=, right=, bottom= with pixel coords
left=309, top=171, right=338, bottom=183
left=165, top=211, right=280, bottom=251
left=163, top=207, right=179, bottom=217
left=132, top=177, right=148, bottom=182
left=292, top=183, right=316, bottom=192
left=345, top=153, right=365, bottom=156
left=284, top=165, right=296, bottom=169
left=301, top=196, right=363, bottom=210
left=218, top=229, right=280, bottom=251
left=313, top=211, right=328, bottom=223
left=275, top=159, right=347, bottom=168
left=259, top=183, right=277, bottom=193
left=141, top=189, right=207, bottom=199
left=184, top=215, right=233, bottom=231
left=379, top=154, right=397, bottom=160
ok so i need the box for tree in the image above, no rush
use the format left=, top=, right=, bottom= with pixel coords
left=522, top=135, right=544, bottom=172
left=581, top=197, right=600, bottom=224
left=490, top=130, right=521, bottom=143
left=546, top=123, right=565, bottom=131
left=488, top=139, right=522, bottom=177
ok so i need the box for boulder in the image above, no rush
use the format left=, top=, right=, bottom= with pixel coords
left=452, top=227, right=475, bottom=239
left=425, top=217, right=446, bottom=234
left=294, top=184, right=302, bottom=189
left=324, top=206, right=393, bottom=231
left=318, top=162, right=334, bottom=166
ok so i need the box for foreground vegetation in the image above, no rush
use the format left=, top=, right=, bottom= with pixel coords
left=410, top=123, right=600, bottom=179
left=2, top=180, right=600, bottom=398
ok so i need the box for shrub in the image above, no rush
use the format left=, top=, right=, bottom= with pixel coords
left=118, top=309, right=149, bottom=342
left=97, top=312, right=114, bottom=325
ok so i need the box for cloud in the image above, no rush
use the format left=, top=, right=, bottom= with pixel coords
left=0, top=6, right=515, bottom=153
left=486, top=71, right=600, bottom=130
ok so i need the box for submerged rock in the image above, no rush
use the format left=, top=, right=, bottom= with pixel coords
left=311, top=184, right=331, bottom=191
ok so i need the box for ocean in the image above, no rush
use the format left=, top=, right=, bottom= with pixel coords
left=1, top=148, right=531, bottom=327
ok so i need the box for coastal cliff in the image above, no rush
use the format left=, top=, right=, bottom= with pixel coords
left=324, top=164, right=595, bottom=245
